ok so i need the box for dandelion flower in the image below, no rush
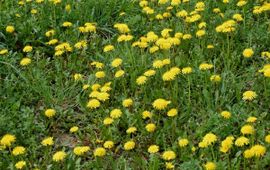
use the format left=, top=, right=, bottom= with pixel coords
left=148, top=145, right=159, bottom=154
left=23, top=46, right=33, bottom=53
left=124, top=141, right=135, bottom=150
left=142, top=111, right=152, bottom=119
left=115, top=70, right=125, bottom=78
left=0, top=49, right=8, bottom=55
left=220, top=111, right=231, bottom=119
left=0, top=134, right=16, bottom=147
left=94, top=147, right=106, bottom=157
left=241, top=125, right=254, bottom=135
left=122, top=98, right=133, bottom=107
left=104, top=141, right=114, bottom=149
left=152, top=99, right=171, bottom=110
left=70, top=126, right=79, bottom=133
left=103, top=45, right=114, bottom=52
left=243, top=48, right=254, bottom=58
left=242, top=91, right=257, bottom=101
left=145, top=123, right=156, bottom=132
left=103, top=117, right=114, bottom=125
left=165, top=162, right=174, bottom=169
left=136, top=76, right=147, bottom=85
left=167, top=108, right=177, bottom=117
left=111, top=58, right=123, bottom=67
left=162, top=150, right=176, bottom=160
left=126, top=127, right=137, bottom=134
left=110, top=109, right=122, bottom=119
left=204, top=162, right=216, bottom=170
left=250, top=145, right=266, bottom=157
left=12, top=146, right=26, bottom=156
left=246, top=116, right=257, bottom=123
left=15, top=161, right=26, bottom=169
left=53, top=151, right=66, bottom=162
left=182, top=67, right=192, bottom=74
left=41, top=137, right=54, bottom=146
left=20, top=58, right=31, bottom=66
left=265, top=135, right=270, bottom=143
left=6, top=26, right=15, bottom=33
left=210, top=75, right=221, bottom=82
left=95, top=71, right=106, bottom=78
left=87, top=99, right=100, bottom=109
left=199, top=63, right=213, bottom=71
left=178, top=139, right=189, bottom=147
left=243, top=149, right=253, bottom=159
left=235, top=136, right=249, bottom=147
left=73, top=146, right=90, bottom=156
left=44, top=109, right=56, bottom=118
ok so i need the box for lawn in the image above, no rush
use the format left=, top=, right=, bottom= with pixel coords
left=0, top=0, right=270, bottom=169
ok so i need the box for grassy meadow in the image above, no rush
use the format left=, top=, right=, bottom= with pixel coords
left=0, top=0, right=270, bottom=169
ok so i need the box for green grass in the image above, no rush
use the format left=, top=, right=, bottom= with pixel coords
left=0, top=0, right=270, bottom=169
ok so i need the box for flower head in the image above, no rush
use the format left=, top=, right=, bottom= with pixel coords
left=94, top=147, right=106, bottom=157
left=12, top=146, right=26, bottom=156
left=162, top=150, right=176, bottom=160
left=242, top=91, right=257, bottom=101
left=124, top=141, right=135, bottom=150
left=148, top=145, right=159, bottom=154
left=0, top=134, right=16, bottom=147
left=243, top=48, right=254, bottom=58
left=15, top=161, right=26, bottom=169
left=104, top=141, right=114, bottom=149
left=204, top=162, right=216, bottom=170
left=41, top=137, right=54, bottom=146
left=20, top=58, right=31, bottom=66
left=241, top=125, right=254, bottom=135
left=152, top=99, right=171, bottom=110
left=73, top=146, right=90, bottom=156
left=45, top=109, right=56, bottom=118
left=53, top=151, right=67, bottom=162
left=178, top=139, right=189, bottom=147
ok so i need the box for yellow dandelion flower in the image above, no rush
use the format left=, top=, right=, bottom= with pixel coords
left=94, top=147, right=106, bottom=157
left=6, top=26, right=15, bottom=33
left=136, top=76, right=147, bottom=85
left=73, top=146, right=90, bottom=156
left=152, top=99, right=171, bottom=110
left=220, top=111, right=231, bottom=119
left=12, top=146, right=26, bottom=156
left=242, top=91, right=257, bottom=101
left=44, top=109, right=56, bottom=118
left=110, top=109, right=122, bottom=119
left=53, top=151, right=66, bottom=162
left=20, top=58, right=31, bottom=66
left=104, top=141, right=114, bottom=149
left=148, top=145, right=159, bottom=154
left=235, top=136, right=249, bottom=147
left=86, top=99, right=100, bottom=109
left=103, top=117, right=114, bottom=125
left=204, top=162, right=216, bottom=170
left=145, top=123, right=156, bottom=132
left=41, top=137, right=54, bottom=146
left=0, top=134, right=16, bottom=146
left=15, top=161, right=26, bottom=169
left=162, top=150, right=176, bottom=160
left=243, top=48, right=254, bottom=58
left=241, top=125, right=254, bottom=135
left=124, top=141, right=135, bottom=150
left=246, top=116, right=257, bottom=123
left=178, top=139, right=189, bottom=147
left=70, top=126, right=79, bottom=133
left=23, top=46, right=33, bottom=53
left=167, top=108, right=177, bottom=117
left=122, top=98, right=133, bottom=107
